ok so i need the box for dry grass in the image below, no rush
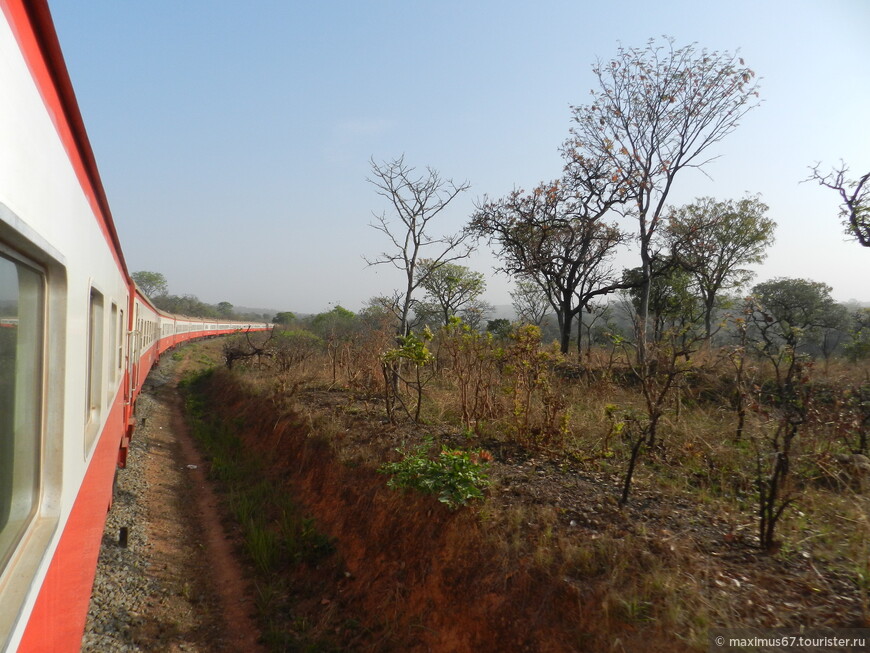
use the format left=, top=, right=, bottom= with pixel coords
left=213, top=330, right=870, bottom=649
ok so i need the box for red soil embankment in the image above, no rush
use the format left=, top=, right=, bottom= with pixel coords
left=201, top=370, right=681, bottom=652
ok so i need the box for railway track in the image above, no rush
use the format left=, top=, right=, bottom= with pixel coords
left=83, top=349, right=264, bottom=652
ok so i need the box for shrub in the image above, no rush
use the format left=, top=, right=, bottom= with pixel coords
left=439, top=317, right=500, bottom=430
left=502, top=324, right=569, bottom=447
left=380, top=439, right=492, bottom=509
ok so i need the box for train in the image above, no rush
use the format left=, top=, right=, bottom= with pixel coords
left=0, top=2, right=270, bottom=650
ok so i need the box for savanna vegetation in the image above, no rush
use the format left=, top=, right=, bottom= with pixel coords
left=203, top=279, right=870, bottom=650
left=171, top=37, right=870, bottom=651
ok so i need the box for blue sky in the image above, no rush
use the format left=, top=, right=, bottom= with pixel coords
left=49, top=0, right=870, bottom=314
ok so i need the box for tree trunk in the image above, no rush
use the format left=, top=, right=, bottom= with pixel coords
left=560, top=311, right=573, bottom=354
left=704, top=295, right=715, bottom=343
left=637, top=245, right=653, bottom=368
left=620, top=434, right=645, bottom=506
left=577, top=313, right=583, bottom=361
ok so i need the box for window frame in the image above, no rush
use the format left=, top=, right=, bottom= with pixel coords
left=0, top=245, right=45, bottom=571
left=84, top=284, right=104, bottom=453
left=0, top=202, right=66, bottom=647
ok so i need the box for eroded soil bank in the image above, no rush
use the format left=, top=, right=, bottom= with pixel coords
left=193, top=368, right=689, bottom=653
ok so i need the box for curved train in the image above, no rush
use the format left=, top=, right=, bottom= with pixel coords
left=0, top=2, right=269, bottom=650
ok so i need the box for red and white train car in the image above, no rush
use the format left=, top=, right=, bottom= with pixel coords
left=0, top=3, right=267, bottom=650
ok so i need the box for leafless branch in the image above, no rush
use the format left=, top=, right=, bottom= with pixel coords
left=365, top=155, right=473, bottom=335
left=808, top=161, right=870, bottom=247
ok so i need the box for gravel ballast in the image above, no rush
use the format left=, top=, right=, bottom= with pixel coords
left=81, top=390, right=162, bottom=653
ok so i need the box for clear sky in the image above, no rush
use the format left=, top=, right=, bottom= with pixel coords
left=48, top=0, right=869, bottom=314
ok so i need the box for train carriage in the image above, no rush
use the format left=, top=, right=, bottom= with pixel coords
left=0, top=3, right=268, bottom=650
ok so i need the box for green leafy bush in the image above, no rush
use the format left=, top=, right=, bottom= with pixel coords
left=380, top=439, right=492, bottom=509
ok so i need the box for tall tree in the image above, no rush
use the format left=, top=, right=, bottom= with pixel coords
left=567, top=37, right=760, bottom=360
left=414, top=259, right=486, bottom=326
left=365, top=156, right=472, bottom=337
left=471, top=179, right=627, bottom=354
left=131, top=270, right=168, bottom=298
left=667, top=195, right=776, bottom=340
left=808, top=162, right=870, bottom=247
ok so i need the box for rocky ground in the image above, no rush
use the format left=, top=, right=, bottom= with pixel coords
left=82, top=353, right=263, bottom=652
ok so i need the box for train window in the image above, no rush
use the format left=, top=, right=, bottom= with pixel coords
left=110, top=303, right=118, bottom=383
left=118, top=309, right=124, bottom=373
left=0, top=253, right=44, bottom=571
left=85, top=287, right=104, bottom=450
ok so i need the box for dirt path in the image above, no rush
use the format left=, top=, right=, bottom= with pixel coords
left=141, top=359, right=265, bottom=652
left=84, top=348, right=265, bottom=652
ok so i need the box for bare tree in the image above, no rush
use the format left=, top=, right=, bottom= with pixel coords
left=578, top=302, right=610, bottom=360
left=567, top=37, right=760, bottom=361
left=808, top=162, right=870, bottom=247
left=366, top=156, right=473, bottom=337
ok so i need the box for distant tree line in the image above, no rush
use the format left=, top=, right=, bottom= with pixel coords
left=130, top=271, right=271, bottom=322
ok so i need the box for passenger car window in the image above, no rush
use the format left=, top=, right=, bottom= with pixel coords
left=85, top=287, right=104, bottom=451
left=110, top=303, right=118, bottom=384
left=0, top=253, right=44, bottom=570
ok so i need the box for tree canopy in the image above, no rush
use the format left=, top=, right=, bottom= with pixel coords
left=310, top=305, right=357, bottom=339
left=567, top=37, right=760, bottom=354
left=667, top=195, right=776, bottom=339
left=131, top=270, right=168, bottom=298
left=623, top=262, right=700, bottom=344
left=414, top=259, right=486, bottom=327
left=272, top=311, right=297, bottom=326
left=470, top=179, right=626, bottom=354
left=750, top=278, right=838, bottom=350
